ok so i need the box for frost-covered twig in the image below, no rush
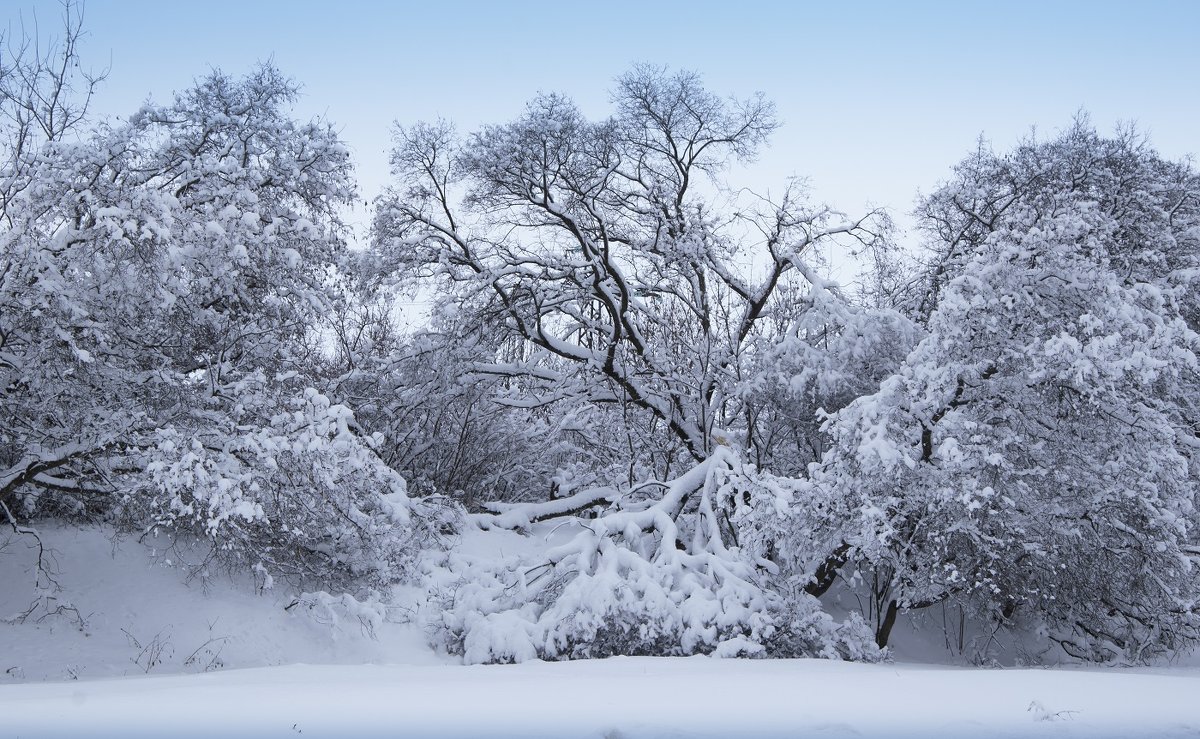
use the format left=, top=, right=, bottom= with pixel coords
left=0, top=498, right=59, bottom=595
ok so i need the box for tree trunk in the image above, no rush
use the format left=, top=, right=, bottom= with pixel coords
left=876, top=599, right=899, bottom=648
left=804, top=542, right=849, bottom=597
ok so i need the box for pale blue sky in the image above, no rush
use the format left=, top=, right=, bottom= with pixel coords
left=9, top=0, right=1199, bottom=249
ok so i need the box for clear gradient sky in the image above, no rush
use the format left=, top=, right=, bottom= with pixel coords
left=8, top=0, right=1199, bottom=251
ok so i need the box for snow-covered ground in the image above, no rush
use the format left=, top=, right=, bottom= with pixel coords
left=3, top=525, right=1199, bottom=738
left=0, top=525, right=442, bottom=683
left=4, top=658, right=1200, bottom=738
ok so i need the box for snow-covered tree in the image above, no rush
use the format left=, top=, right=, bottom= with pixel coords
left=371, top=66, right=894, bottom=661
left=371, top=65, right=889, bottom=466
left=808, top=124, right=1200, bottom=659
left=1, top=55, right=449, bottom=588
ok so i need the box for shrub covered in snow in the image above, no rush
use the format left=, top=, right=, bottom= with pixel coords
left=426, top=448, right=880, bottom=664
left=134, top=383, right=460, bottom=589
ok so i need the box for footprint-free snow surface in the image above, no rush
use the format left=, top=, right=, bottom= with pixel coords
left=3, top=658, right=1200, bottom=738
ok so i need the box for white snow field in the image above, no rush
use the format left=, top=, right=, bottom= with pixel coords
left=3, top=526, right=1199, bottom=738
left=4, top=658, right=1200, bottom=738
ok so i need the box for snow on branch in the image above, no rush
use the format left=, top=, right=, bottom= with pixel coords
left=427, top=447, right=879, bottom=664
